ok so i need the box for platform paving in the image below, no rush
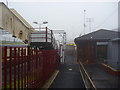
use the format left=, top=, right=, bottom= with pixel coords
left=83, top=63, right=120, bottom=89
left=49, top=54, right=86, bottom=89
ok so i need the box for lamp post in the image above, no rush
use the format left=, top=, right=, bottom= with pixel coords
left=33, top=21, right=48, bottom=31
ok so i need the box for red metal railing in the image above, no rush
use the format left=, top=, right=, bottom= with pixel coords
left=2, top=46, right=59, bottom=89
left=30, top=27, right=58, bottom=50
left=45, top=27, right=58, bottom=50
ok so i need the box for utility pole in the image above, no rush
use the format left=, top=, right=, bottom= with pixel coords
left=84, top=10, right=86, bottom=35
left=88, top=18, right=92, bottom=33
left=86, top=18, right=94, bottom=33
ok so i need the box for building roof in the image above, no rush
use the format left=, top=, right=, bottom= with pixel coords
left=111, top=38, right=120, bottom=42
left=74, top=29, right=120, bottom=43
left=0, top=3, right=35, bottom=32
left=10, top=9, right=35, bottom=32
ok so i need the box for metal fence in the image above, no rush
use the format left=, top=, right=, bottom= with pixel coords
left=78, top=61, right=97, bottom=90
left=1, top=46, right=59, bottom=89
left=30, top=27, right=58, bottom=50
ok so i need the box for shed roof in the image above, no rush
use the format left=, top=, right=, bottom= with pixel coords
left=74, top=29, right=120, bottom=43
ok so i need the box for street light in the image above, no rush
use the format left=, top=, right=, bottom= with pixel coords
left=33, top=22, right=38, bottom=24
left=33, top=21, right=48, bottom=31
left=43, top=21, right=48, bottom=24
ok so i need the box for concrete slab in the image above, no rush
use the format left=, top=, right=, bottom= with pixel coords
left=83, top=63, right=120, bottom=88
left=49, top=64, right=86, bottom=89
left=41, top=70, right=59, bottom=89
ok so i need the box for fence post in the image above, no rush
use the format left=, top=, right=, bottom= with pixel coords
left=0, top=46, right=2, bottom=89
left=4, top=46, right=7, bottom=89
left=21, top=48, right=24, bottom=88
left=14, top=47, right=17, bottom=88
left=27, top=46, right=30, bottom=88
left=10, top=47, right=12, bottom=88
left=18, top=48, right=20, bottom=88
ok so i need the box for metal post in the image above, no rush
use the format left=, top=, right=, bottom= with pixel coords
left=21, top=48, right=24, bottom=88
left=14, top=47, right=17, bottom=88
left=64, top=32, right=66, bottom=45
left=4, top=46, right=7, bottom=89
left=46, top=27, right=48, bottom=42
left=87, top=18, right=92, bottom=33
left=27, top=46, right=30, bottom=88
left=10, top=47, right=12, bottom=88
left=84, top=10, right=86, bottom=35
left=24, top=48, right=27, bottom=88
left=18, top=48, right=20, bottom=88
left=88, top=18, right=91, bottom=33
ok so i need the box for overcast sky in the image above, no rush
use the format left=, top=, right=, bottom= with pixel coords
left=1, top=0, right=119, bottom=42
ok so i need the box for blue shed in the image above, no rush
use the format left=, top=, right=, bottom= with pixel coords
left=107, top=38, right=120, bottom=70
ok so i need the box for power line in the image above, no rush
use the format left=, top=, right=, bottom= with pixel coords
left=93, top=7, right=118, bottom=30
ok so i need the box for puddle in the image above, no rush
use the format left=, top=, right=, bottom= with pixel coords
left=68, top=68, right=73, bottom=71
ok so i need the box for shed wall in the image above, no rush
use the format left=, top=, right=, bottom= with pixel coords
left=107, top=41, right=120, bottom=69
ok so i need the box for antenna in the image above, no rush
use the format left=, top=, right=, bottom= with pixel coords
left=86, top=18, right=94, bottom=33
left=84, top=10, right=86, bottom=35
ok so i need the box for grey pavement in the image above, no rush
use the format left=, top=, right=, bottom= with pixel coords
left=49, top=54, right=86, bottom=89
left=83, top=63, right=120, bottom=88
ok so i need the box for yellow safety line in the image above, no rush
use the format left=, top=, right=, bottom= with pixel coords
left=78, top=64, right=88, bottom=89
left=41, top=70, right=59, bottom=89
left=101, top=63, right=120, bottom=72
left=78, top=61, right=97, bottom=90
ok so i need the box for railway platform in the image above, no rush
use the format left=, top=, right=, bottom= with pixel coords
left=82, top=62, right=120, bottom=88
left=49, top=52, right=86, bottom=89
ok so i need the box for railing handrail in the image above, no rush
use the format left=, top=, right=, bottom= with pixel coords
left=79, top=61, right=97, bottom=90
left=2, top=46, right=59, bottom=88
left=30, top=27, right=59, bottom=50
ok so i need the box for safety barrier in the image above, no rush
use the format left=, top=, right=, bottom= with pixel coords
left=78, top=61, right=97, bottom=90
left=30, top=27, right=58, bottom=50
left=2, top=46, right=59, bottom=89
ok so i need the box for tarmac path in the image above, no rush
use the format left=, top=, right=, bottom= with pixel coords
left=49, top=52, right=86, bottom=89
